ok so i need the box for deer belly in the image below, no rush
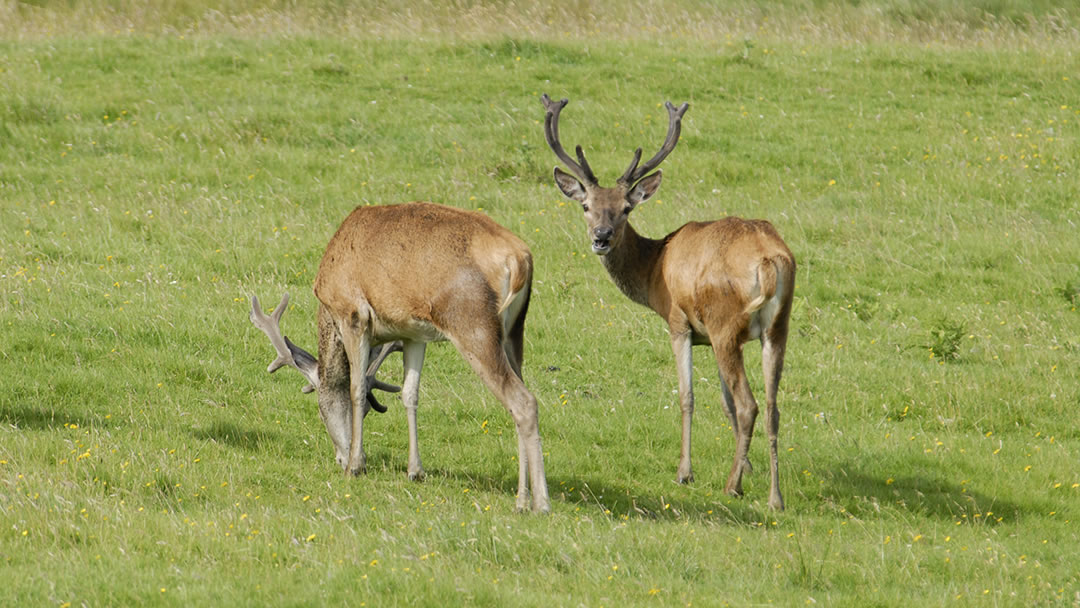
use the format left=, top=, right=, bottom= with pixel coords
left=371, top=317, right=447, bottom=343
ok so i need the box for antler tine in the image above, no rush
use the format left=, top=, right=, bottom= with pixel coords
left=250, top=293, right=297, bottom=374
left=618, top=147, right=644, bottom=186
left=269, top=292, right=287, bottom=324
left=574, top=145, right=598, bottom=186
left=619, top=100, right=690, bottom=186
left=366, top=341, right=403, bottom=393
left=541, top=93, right=598, bottom=186
left=359, top=341, right=403, bottom=414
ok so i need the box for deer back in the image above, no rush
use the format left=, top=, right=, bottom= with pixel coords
left=313, top=202, right=532, bottom=339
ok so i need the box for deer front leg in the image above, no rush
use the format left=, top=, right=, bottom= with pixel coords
left=340, top=321, right=373, bottom=477
left=670, top=329, right=695, bottom=484
left=401, top=341, right=426, bottom=481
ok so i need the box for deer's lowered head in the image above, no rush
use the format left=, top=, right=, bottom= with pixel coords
left=249, top=293, right=401, bottom=413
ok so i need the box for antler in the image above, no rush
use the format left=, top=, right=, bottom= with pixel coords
left=249, top=294, right=401, bottom=412
left=617, top=101, right=690, bottom=187
left=366, top=342, right=403, bottom=394
left=250, top=293, right=318, bottom=390
left=541, top=94, right=598, bottom=186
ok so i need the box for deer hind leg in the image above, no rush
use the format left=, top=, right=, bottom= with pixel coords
left=713, top=341, right=757, bottom=498
left=669, top=329, right=695, bottom=484
left=450, top=323, right=550, bottom=513
left=503, top=310, right=526, bottom=381
left=761, top=332, right=787, bottom=511
left=339, top=313, right=373, bottom=477
left=717, top=378, right=752, bottom=476
left=401, top=341, right=427, bottom=481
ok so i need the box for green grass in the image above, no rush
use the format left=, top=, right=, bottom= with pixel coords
left=2, top=2, right=1079, bottom=606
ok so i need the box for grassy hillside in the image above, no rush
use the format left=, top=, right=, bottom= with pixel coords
left=2, top=0, right=1079, bottom=42
left=1, top=2, right=1078, bottom=606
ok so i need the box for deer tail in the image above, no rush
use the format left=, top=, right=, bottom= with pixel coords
left=745, top=258, right=779, bottom=314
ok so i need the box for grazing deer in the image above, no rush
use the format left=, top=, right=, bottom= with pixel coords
left=250, top=202, right=550, bottom=513
left=541, top=95, right=795, bottom=510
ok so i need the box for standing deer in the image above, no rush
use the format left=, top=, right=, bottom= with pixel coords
left=250, top=202, right=550, bottom=513
left=541, top=95, right=795, bottom=510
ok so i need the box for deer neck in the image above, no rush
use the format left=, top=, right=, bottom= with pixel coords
left=600, top=222, right=664, bottom=309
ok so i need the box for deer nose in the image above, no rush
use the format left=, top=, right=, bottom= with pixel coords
left=593, top=226, right=613, bottom=242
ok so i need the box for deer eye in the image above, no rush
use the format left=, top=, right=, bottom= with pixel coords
left=622, top=206, right=632, bottom=216
left=582, top=204, right=590, bottom=212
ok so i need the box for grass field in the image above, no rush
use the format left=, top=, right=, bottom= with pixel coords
left=2, top=1, right=1079, bottom=605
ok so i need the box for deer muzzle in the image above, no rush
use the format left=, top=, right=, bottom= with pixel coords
left=591, top=226, right=614, bottom=255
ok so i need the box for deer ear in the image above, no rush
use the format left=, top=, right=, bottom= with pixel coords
left=554, top=167, right=588, bottom=203
left=628, top=171, right=662, bottom=206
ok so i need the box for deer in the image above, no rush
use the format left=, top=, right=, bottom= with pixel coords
left=541, top=94, right=796, bottom=510
left=249, top=201, right=550, bottom=513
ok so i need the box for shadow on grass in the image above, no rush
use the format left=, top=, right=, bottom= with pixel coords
left=385, top=459, right=775, bottom=524
left=545, top=474, right=776, bottom=524
left=191, top=420, right=281, bottom=451
left=384, top=453, right=1049, bottom=526
left=816, top=460, right=1046, bottom=526
left=0, top=403, right=98, bottom=430
left=253, top=436, right=1048, bottom=526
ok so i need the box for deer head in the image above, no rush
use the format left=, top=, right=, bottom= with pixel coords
left=249, top=293, right=401, bottom=411
left=541, top=94, right=688, bottom=255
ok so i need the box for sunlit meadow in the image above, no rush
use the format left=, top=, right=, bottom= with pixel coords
left=1, top=1, right=1079, bottom=606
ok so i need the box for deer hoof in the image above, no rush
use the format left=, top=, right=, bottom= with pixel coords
left=676, top=472, right=694, bottom=484
left=407, top=469, right=426, bottom=482
left=768, top=490, right=785, bottom=511
left=515, top=494, right=531, bottom=513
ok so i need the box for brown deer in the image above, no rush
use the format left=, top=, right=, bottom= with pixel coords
left=250, top=202, right=550, bottom=513
left=541, top=95, right=795, bottom=510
